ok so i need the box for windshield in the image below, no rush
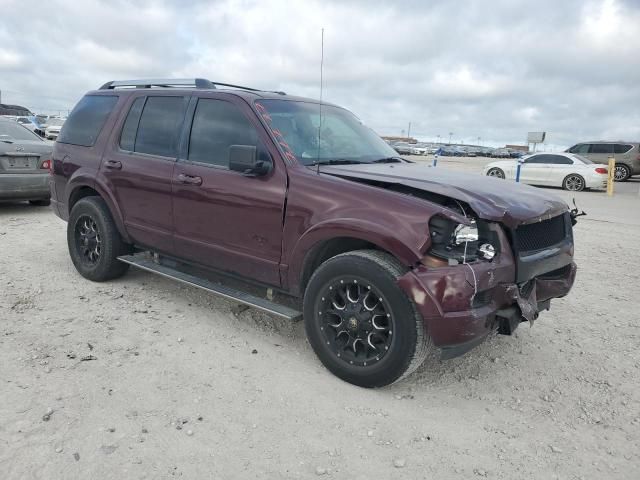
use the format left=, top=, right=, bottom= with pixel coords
left=47, top=118, right=65, bottom=126
left=254, top=99, right=398, bottom=165
left=0, top=120, right=42, bottom=141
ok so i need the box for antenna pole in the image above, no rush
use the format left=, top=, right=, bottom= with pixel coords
left=316, top=28, right=324, bottom=174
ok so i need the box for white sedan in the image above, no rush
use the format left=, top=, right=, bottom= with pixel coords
left=483, top=152, right=608, bottom=191
left=45, top=118, right=65, bottom=140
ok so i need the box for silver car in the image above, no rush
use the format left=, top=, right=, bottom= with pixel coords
left=566, top=141, right=639, bottom=181
left=0, top=117, right=52, bottom=205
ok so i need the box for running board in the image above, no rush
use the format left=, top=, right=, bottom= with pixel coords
left=117, top=254, right=302, bottom=321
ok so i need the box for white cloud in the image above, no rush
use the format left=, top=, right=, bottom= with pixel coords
left=0, top=0, right=638, bottom=147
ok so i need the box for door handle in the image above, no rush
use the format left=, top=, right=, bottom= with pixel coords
left=177, top=173, right=203, bottom=186
left=104, top=160, right=122, bottom=170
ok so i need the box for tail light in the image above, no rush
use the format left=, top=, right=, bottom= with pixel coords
left=594, top=167, right=607, bottom=174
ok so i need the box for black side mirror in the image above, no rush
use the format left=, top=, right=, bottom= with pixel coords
left=229, top=145, right=271, bottom=176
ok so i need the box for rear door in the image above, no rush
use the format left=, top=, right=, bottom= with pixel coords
left=171, top=94, right=287, bottom=286
left=588, top=143, right=613, bottom=164
left=519, top=154, right=553, bottom=185
left=101, top=93, right=189, bottom=254
left=545, top=154, right=576, bottom=186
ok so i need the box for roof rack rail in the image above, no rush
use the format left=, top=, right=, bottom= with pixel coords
left=99, top=78, right=215, bottom=90
left=99, top=78, right=286, bottom=95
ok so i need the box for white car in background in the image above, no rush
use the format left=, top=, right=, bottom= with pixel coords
left=45, top=117, right=65, bottom=140
left=483, top=152, right=608, bottom=191
left=411, top=144, right=430, bottom=155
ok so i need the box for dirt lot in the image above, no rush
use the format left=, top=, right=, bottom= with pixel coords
left=1, top=160, right=639, bottom=479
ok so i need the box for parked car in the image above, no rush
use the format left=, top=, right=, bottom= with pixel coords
left=392, top=142, right=414, bottom=155
left=51, top=78, right=578, bottom=387
left=45, top=118, right=66, bottom=140
left=410, top=143, right=429, bottom=156
left=484, top=152, right=608, bottom=191
left=508, top=150, right=526, bottom=158
left=491, top=148, right=511, bottom=158
left=0, top=103, right=32, bottom=116
left=15, top=116, right=46, bottom=137
left=0, top=117, right=52, bottom=205
left=565, top=141, right=639, bottom=181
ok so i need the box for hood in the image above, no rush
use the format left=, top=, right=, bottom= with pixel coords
left=319, top=162, right=568, bottom=228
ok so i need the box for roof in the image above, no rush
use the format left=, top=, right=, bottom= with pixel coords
left=91, top=78, right=336, bottom=106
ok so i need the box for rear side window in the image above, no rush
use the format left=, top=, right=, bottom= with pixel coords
left=58, top=95, right=118, bottom=147
left=590, top=143, right=613, bottom=154
left=614, top=144, right=633, bottom=154
left=188, top=99, right=258, bottom=167
left=133, top=96, right=187, bottom=157
left=119, top=97, right=145, bottom=151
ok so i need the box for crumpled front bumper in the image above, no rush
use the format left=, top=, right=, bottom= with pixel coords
left=397, top=240, right=577, bottom=359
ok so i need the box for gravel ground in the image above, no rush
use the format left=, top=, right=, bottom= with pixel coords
left=1, top=161, right=639, bottom=479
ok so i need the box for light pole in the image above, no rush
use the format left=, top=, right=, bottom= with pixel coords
left=436, top=134, right=440, bottom=144
left=448, top=132, right=453, bottom=145
left=477, top=136, right=481, bottom=146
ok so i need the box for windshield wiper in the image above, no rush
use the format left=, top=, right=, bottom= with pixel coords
left=371, top=157, right=404, bottom=163
left=311, top=159, right=367, bottom=166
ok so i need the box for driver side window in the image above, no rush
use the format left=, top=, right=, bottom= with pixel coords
left=188, top=99, right=258, bottom=168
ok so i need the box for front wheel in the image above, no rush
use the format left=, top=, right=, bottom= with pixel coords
left=303, top=250, right=432, bottom=388
left=67, top=196, right=131, bottom=281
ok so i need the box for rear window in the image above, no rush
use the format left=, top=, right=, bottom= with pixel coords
left=57, top=95, right=118, bottom=147
left=614, top=144, right=633, bottom=154
left=0, top=120, right=43, bottom=141
left=573, top=154, right=593, bottom=164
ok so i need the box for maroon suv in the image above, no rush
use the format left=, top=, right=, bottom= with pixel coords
left=50, top=78, right=577, bottom=387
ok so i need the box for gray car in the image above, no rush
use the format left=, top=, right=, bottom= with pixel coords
left=0, top=117, right=52, bottom=205
left=566, top=141, right=639, bottom=181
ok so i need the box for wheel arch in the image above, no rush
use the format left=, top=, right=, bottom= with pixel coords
left=290, top=224, right=425, bottom=296
left=67, top=181, right=130, bottom=243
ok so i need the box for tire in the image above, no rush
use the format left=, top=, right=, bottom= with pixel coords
left=614, top=164, right=631, bottom=182
left=29, top=199, right=50, bottom=206
left=303, top=249, right=432, bottom=388
left=487, top=167, right=505, bottom=179
left=562, top=173, right=585, bottom=191
left=67, top=196, right=131, bottom=281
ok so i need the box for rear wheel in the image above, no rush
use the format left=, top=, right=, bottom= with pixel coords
left=487, top=167, right=505, bottom=179
left=563, top=174, right=585, bottom=191
left=67, top=197, right=131, bottom=281
left=614, top=164, right=631, bottom=182
left=303, top=250, right=432, bottom=388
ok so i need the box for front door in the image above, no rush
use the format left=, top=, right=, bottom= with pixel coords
left=171, top=95, right=286, bottom=286
left=102, top=94, right=189, bottom=254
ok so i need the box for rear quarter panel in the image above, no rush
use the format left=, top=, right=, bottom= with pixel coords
left=51, top=93, right=126, bottom=223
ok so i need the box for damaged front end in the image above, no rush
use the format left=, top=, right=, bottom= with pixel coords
left=397, top=208, right=577, bottom=360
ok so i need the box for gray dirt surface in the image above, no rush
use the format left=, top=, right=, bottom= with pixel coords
left=1, top=158, right=639, bottom=479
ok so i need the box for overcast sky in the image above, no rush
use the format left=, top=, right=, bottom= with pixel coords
left=1, top=0, right=638, bottom=147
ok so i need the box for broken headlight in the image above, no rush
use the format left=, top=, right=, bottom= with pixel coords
left=426, top=215, right=498, bottom=264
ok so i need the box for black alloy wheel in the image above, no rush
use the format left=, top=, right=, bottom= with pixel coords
left=318, top=277, right=394, bottom=367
